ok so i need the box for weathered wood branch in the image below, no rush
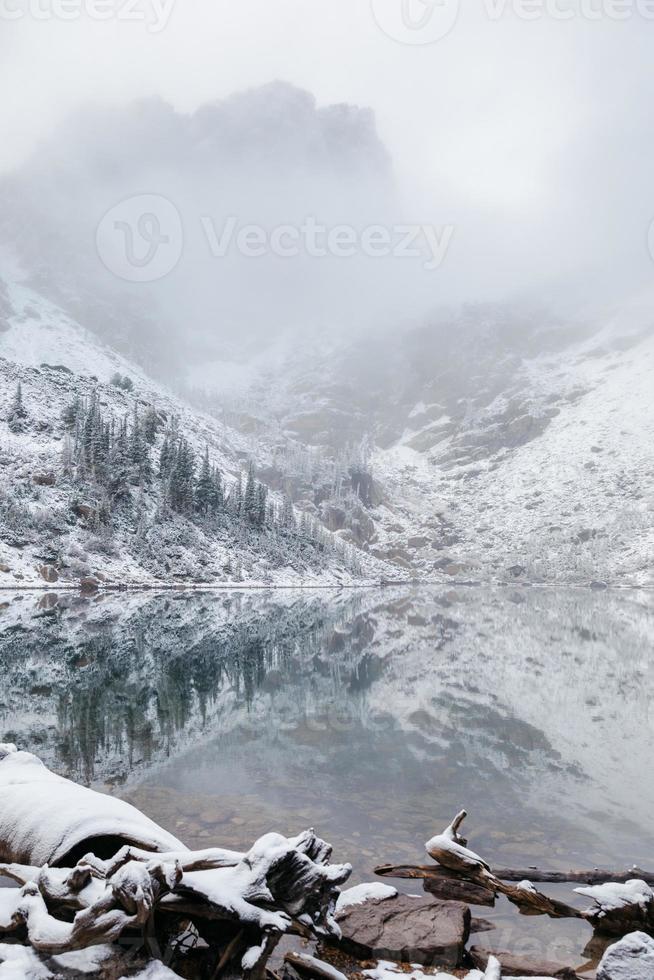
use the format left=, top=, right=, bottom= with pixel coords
left=375, top=861, right=654, bottom=887
left=374, top=863, right=496, bottom=906
left=489, top=866, right=654, bottom=885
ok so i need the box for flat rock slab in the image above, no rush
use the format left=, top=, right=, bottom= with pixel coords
left=469, top=946, right=578, bottom=978
left=597, top=931, right=654, bottom=980
left=335, top=894, right=470, bottom=967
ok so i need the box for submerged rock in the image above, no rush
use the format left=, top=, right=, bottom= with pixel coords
left=469, top=946, right=577, bottom=978
left=597, top=931, right=654, bottom=980
left=334, top=893, right=470, bottom=967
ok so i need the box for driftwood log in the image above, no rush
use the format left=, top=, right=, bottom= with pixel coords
left=377, top=810, right=654, bottom=937
left=0, top=745, right=352, bottom=979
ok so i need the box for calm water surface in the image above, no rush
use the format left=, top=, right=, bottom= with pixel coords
left=1, top=587, right=652, bottom=973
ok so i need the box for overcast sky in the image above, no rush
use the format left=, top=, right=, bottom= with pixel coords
left=3, top=1, right=654, bottom=314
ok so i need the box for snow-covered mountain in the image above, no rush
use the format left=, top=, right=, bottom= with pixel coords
left=192, top=302, right=654, bottom=587
left=0, top=276, right=383, bottom=587
left=1, top=83, right=651, bottom=589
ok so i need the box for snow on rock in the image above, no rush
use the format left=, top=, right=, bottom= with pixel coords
left=575, top=879, right=653, bottom=912
left=0, top=744, right=184, bottom=865
left=596, top=931, right=654, bottom=980
left=119, top=963, right=183, bottom=979
left=361, top=955, right=504, bottom=980
left=0, top=943, right=182, bottom=979
left=335, top=882, right=397, bottom=913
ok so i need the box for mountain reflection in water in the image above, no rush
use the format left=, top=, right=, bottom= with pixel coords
left=1, top=587, right=652, bottom=886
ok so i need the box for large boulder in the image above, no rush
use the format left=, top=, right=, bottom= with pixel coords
left=334, top=893, right=470, bottom=967
left=597, top=932, right=654, bottom=980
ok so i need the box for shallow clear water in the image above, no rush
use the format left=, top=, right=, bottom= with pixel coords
left=1, top=586, right=652, bottom=973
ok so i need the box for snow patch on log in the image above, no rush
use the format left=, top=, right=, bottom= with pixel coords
left=335, top=882, right=397, bottom=913
left=575, top=879, right=653, bottom=912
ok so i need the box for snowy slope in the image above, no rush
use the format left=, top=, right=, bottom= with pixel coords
left=0, top=277, right=384, bottom=587
left=198, top=303, right=654, bottom=586
left=371, top=318, right=654, bottom=586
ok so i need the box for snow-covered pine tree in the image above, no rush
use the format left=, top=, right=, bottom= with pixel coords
left=230, top=472, right=243, bottom=517
left=7, top=382, right=28, bottom=434
left=129, top=404, right=152, bottom=485
left=82, top=394, right=108, bottom=482
left=142, top=405, right=160, bottom=445
left=61, top=432, right=74, bottom=479
left=243, top=464, right=257, bottom=523
left=195, top=447, right=215, bottom=515
left=170, top=438, right=196, bottom=513
left=62, top=395, right=81, bottom=430
left=159, top=434, right=173, bottom=479
left=109, top=419, right=131, bottom=505
left=212, top=465, right=224, bottom=512
left=255, top=482, right=268, bottom=528
left=280, top=494, right=296, bottom=531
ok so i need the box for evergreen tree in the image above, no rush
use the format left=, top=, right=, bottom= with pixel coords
left=243, top=464, right=257, bottom=523
left=62, top=395, right=81, bottom=430
left=82, top=394, right=107, bottom=481
left=143, top=405, right=160, bottom=445
left=108, top=419, right=131, bottom=504
left=61, top=433, right=74, bottom=478
left=280, top=494, right=295, bottom=531
left=212, top=466, right=224, bottom=512
left=255, top=482, right=268, bottom=528
left=7, top=382, right=28, bottom=434
left=129, top=404, right=152, bottom=485
left=230, top=473, right=243, bottom=517
left=159, top=434, right=173, bottom=479
left=170, top=438, right=195, bottom=513
left=195, top=447, right=215, bottom=515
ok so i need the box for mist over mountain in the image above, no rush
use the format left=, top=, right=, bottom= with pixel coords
left=0, top=82, right=410, bottom=373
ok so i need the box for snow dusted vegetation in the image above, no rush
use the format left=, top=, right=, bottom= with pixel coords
left=0, top=277, right=378, bottom=588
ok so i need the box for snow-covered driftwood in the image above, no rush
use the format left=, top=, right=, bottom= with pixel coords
left=576, top=880, right=654, bottom=936
left=0, top=744, right=184, bottom=865
left=379, top=810, right=654, bottom=932
left=0, top=745, right=352, bottom=978
left=425, top=811, right=582, bottom=920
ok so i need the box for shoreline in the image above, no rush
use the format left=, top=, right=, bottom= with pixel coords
left=0, top=580, right=651, bottom=593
